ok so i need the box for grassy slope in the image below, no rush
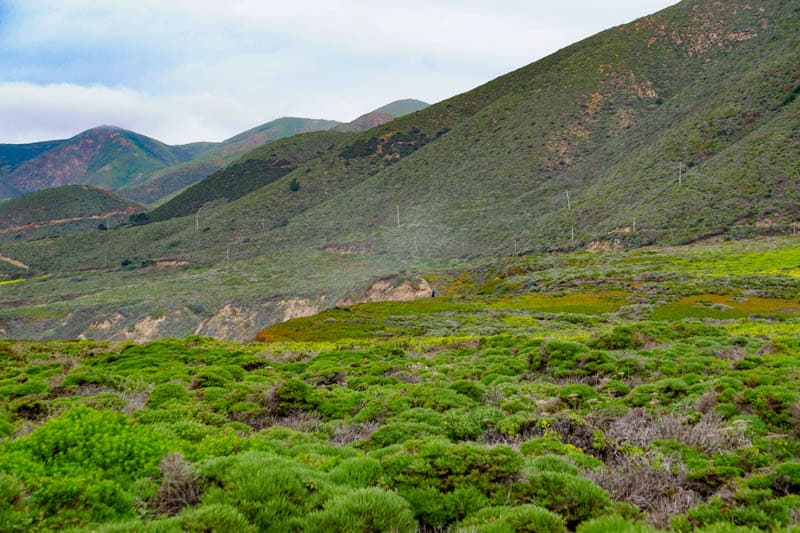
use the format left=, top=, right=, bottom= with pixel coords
left=0, top=185, right=141, bottom=243
left=1, top=0, right=799, bottom=339
left=148, top=131, right=355, bottom=222
left=117, top=118, right=343, bottom=205
left=0, top=185, right=139, bottom=228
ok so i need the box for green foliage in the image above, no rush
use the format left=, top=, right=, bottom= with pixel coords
left=303, top=487, right=417, bottom=532
left=459, top=504, right=566, bottom=533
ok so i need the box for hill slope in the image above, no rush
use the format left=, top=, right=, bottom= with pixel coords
left=148, top=130, right=355, bottom=223
left=1, top=0, right=799, bottom=341
left=0, top=185, right=142, bottom=242
left=0, top=126, right=197, bottom=197
left=116, top=117, right=342, bottom=205
left=333, top=99, right=430, bottom=132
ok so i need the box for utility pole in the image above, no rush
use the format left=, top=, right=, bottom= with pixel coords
left=571, top=226, right=575, bottom=245
left=513, top=239, right=517, bottom=255
left=195, top=212, right=200, bottom=231
left=396, top=205, right=400, bottom=228
left=414, top=236, right=418, bottom=254
left=566, top=190, right=572, bottom=211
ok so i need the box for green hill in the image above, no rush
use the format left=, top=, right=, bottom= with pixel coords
left=0, top=126, right=196, bottom=197
left=0, top=185, right=141, bottom=242
left=1, top=0, right=799, bottom=340
left=372, top=98, right=429, bottom=117
left=148, top=130, right=355, bottom=223
left=117, top=117, right=342, bottom=205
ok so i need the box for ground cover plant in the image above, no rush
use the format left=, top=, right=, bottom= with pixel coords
left=2, top=236, right=800, bottom=531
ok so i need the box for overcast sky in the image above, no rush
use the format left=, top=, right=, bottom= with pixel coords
left=0, top=0, right=677, bottom=145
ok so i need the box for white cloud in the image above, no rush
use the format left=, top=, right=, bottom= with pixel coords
left=1, top=0, right=679, bottom=143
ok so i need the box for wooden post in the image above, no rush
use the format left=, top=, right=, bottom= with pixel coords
left=396, top=205, right=400, bottom=228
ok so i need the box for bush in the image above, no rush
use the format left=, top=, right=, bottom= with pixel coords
left=179, top=504, right=255, bottom=532
left=303, top=488, right=416, bottom=532
left=328, top=457, right=383, bottom=487
left=459, top=504, right=566, bottom=533
left=147, top=384, right=191, bottom=409
left=512, top=472, right=611, bottom=528
left=269, top=379, right=320, bottom=416
left=576, top=514, right=657, bottom=532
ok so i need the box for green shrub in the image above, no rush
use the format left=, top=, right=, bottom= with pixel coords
left=772, top=461, right=800, bottom=495
left=147, top=383, right=191, bottom=409
left=270, top=379, right=320, bottom=416
left=527, top=455, right=580, bottom=476
left=303, top=488, right=416, bottom=532
left=512, top=472, right=611, bottom=528
left=559, top=384, right=599, bottom=408
left=179, top=504, right=255, bottom=532
left=460, top=504, right=566, bottom=533
left=327, top=457, right=383, bottom=487
left=200, top=451, right=336, bottom=531
left=576, top=514, right=657, bottom=532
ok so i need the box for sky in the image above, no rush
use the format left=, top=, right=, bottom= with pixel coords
left=0, top=0, right=677, bottom=145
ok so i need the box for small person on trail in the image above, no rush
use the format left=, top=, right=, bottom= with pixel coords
left=431, top=289, right=436, bottom=297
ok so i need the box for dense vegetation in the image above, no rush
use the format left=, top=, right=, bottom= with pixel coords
left=2, top=235, right=800, bottom=531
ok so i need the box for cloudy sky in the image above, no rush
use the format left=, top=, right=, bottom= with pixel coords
left=0, top=0, right=677, bottom=145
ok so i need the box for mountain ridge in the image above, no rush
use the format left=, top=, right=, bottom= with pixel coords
left=1, top=0, right=798, bottom=342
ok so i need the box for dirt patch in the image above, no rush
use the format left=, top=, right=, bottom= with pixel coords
left=111, top=315, right=165, bottom=342
left=322, top=244, right=376, bottom=255
left=340, top=276, right=432, bottom=306
left=193, top=304, right=257, bottom=341
left=280, top=297, right=322, bottom=322
left=0, top=253, right=29, bottom=270
left=88, top=312, right=125, bottom=332
left=586, top=240, right=622, bottom=253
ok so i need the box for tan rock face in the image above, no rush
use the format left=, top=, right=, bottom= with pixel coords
left=111, top=315, right=166, bottom=342
left=280, top=297, right=321, bottom=322
left=193, top=304, right=258, bottom=342
left=340, top=277, right=432, bottom=306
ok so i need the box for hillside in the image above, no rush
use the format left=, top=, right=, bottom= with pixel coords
left=116, top=117, right=342, bottom=205
left=0, top=185, right=141, bottom=242
left=2, top=236, right=800, bottom=531
left=148, top=130, right=355, bottom=223
left=1, top=0, right=799, bottom=340
left=333, top=99, right=430, bottom=132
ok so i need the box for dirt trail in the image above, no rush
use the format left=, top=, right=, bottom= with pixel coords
left=0, top=207, right=138, bottom=234
left=0, top=253, right=28, bottom=269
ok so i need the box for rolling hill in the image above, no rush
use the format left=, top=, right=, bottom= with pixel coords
left=0, top=126, right=194, bottom=197
left=333, top=99, right=430, bottom=132
left=0, top=118, right=343, bottom=206
left=0, top=185, right=142, bottom=242
left=1, top=0, right=799, bottom=341
left=148, top=130, right=355, bottom=223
